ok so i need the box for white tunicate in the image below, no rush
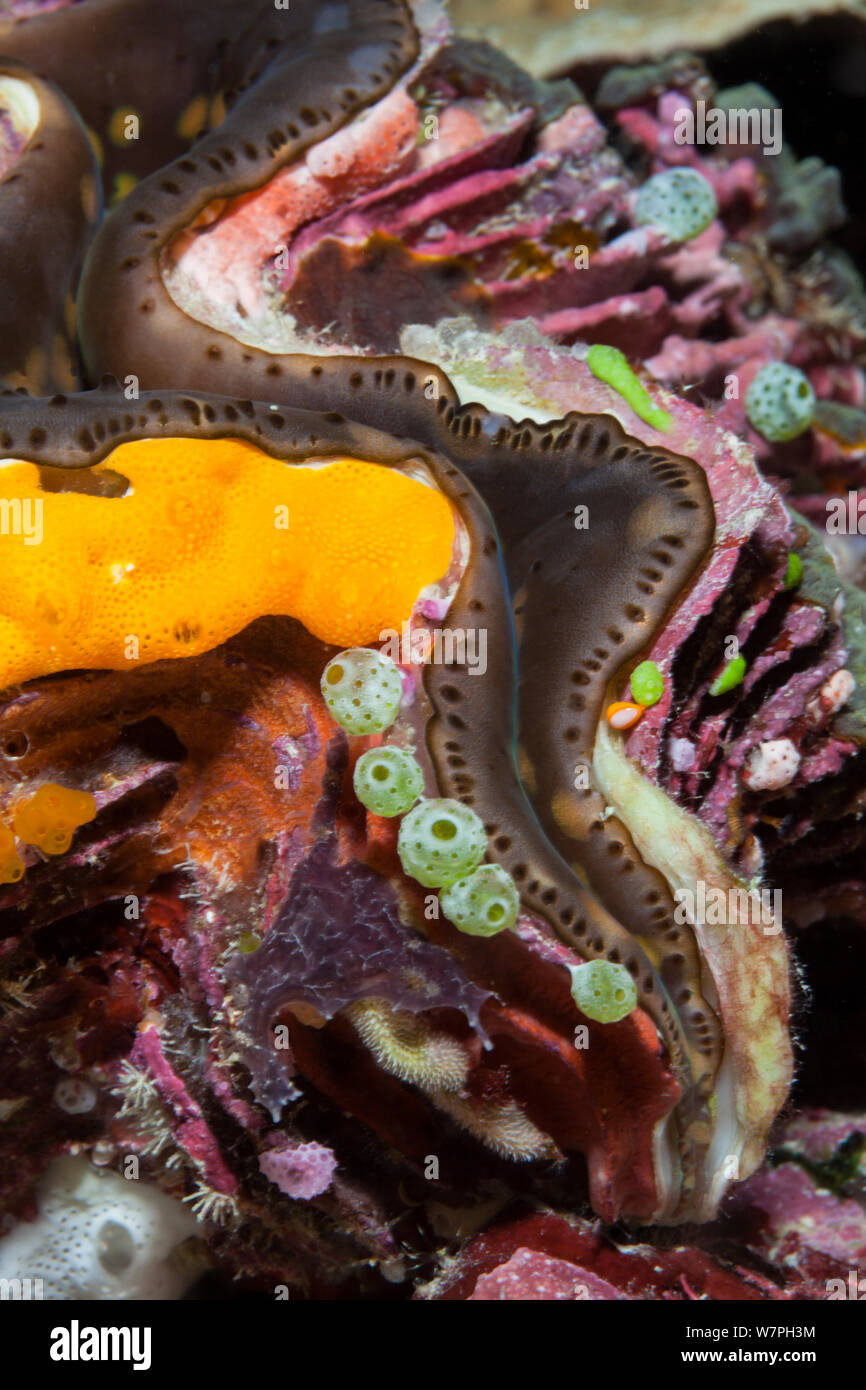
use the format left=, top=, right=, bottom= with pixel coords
left=0, top=1156, right=198, bottom=1300
left=743, top=738, right=801, bottom=792
left=54, top=1079, right=97, bottom=1114
left=820, top=669, right=855, bottom=714
left=668, top=737, right=696, bottom=772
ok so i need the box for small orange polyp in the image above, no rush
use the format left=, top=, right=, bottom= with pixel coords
left=606, top=700, right=646, bottom=732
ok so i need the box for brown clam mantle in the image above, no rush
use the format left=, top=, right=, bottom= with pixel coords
left=0, top=60, right=99, bottom=393
left=0, top=0, right=317, bottom=197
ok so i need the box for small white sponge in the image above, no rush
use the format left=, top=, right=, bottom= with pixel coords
left=0, top=1156, right=198, bottom=1300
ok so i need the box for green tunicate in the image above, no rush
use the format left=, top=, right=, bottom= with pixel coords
left=630, top=659, right=665, bottom=707
left=237, top=932, right=261, bottom=954
left=744, top=363, right=816, bottom=443
left=397, top=798, right=486, bottom=888
left=569, top=959, right=637, bottom=1023
left=586, top=343, right=672, bottom=432
left=440, top=864, right=520, bottom=937
left=353, top=746, right=424, bottom=818
left=635, top=167, right=718, bottom=243
left=320, top=647, right=402, bottom=736
left=784, top=552, right=803, bottom=589
left=710, top=655, right=746, bottom=696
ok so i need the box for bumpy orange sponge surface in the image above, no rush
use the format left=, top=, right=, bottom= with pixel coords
left=0, top=439, right=456, bottom=687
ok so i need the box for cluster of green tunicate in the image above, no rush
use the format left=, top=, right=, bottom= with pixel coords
left=320, top=647, right=403, bottom=735
left=635, top=168, right=718, bottom=242
left=744, top=363, right=816, bottom=443
left=397, top=798, right=487, bottom=888
left=440, top=864, right=520, bottom=937
left=630, top=659, right=665, bottom=707
left=353, top=746, right=425, bottom=818
left=323, top=650, right=522, bottom=937
left=569, top=959, right=637, bottom=1023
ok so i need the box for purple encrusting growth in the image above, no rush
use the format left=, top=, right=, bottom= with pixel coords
left=228, top=834, right=491, bottom=1120
left=299, top=705, right=321, bottom=761
left=271, top=734, right=304, bottom=794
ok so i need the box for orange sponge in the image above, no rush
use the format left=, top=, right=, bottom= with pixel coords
left=0, top=439, right=456, bottom=687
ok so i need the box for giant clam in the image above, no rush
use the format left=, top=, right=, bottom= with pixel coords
left=0, top=0, right=862, bottom=1300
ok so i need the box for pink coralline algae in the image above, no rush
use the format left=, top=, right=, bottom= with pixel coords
left=421, top=1110, right=866, bottom=1300
left=468, top=1248, right=625, bottom=1301
left=724, top=1111, right=866, bottom=1297
left=154, top=23, right=866, bottom=595
left=258, top=1142, right=337, bottom=1202
left=130, top=1028, right=239, bottom=1198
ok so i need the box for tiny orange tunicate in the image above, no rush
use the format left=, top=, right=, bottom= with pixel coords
left=12, top=783, right=97, bottom=855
